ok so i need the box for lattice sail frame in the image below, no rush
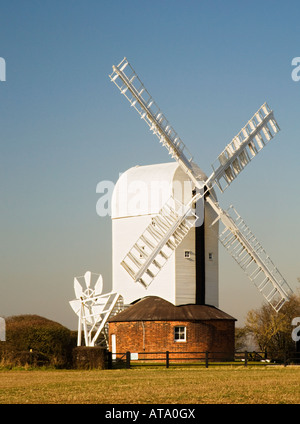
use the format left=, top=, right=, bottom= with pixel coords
left=209, top=201, right=293, bottom=311
left=109, top=57, right=293, bottom=312
left=209, top=103, right=280, bottom=192
left=121, top=196, right=198, bottom=288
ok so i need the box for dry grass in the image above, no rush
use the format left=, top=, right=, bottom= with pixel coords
left=0, top=366, right=299, bottom=404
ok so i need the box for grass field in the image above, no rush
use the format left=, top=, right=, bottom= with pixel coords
left=0, top=365, right=299, bottom=404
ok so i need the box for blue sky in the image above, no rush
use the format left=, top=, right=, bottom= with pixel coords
left=1, top=0, right=299, bottom=329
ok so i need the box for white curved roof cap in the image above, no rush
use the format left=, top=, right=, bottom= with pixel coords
left=112, top=162, right=195, bottom=219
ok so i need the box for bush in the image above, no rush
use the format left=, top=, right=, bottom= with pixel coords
left=0, top=315, right=77, bottom=368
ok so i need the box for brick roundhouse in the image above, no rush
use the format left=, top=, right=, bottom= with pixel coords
left=108, top=296, right=236, bottom=361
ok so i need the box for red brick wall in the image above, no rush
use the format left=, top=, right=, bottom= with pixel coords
left=108, top=320, right=235, bottom=361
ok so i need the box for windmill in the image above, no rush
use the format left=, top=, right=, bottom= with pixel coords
left=109, top=57, right=293, bottom=313
left=69, top=271, right=124, bottom=347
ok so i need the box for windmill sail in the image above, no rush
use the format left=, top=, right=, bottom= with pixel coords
left=208, top=103, right=280, bottom=193
left=109, top=57, right=202, bottom=190
left=206, top=196, right=293, bottom=312
left=110, top=57, right=293, bottom=311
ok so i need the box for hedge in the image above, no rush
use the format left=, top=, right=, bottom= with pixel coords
left=0, top=314, right=77, bottom=368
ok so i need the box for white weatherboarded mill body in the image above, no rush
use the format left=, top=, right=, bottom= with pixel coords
left=111, top=162, right=219, bottom=307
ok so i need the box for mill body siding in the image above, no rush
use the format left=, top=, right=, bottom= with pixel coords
left=111, top=162, right=219, bottom=307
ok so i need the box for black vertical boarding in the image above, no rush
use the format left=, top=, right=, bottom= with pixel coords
left=195, top=217, right=205, bottom=305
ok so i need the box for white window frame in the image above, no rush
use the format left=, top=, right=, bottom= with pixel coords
left=174, top=326, right=186, bottom=342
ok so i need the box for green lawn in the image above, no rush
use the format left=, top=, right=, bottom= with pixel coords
left=0, top=365, right=299, bottom=404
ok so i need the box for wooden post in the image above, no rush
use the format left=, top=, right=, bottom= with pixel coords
left=244, top=351, right=248, bottom=367
left=205, top=351, right=209, bottom=368
left=126, top=351, right=131, bottom=369
left=166, top=351, right=169, bottom=368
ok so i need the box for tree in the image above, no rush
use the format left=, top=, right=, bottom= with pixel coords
left=235, top=327, right=248, bottom=351
left=245, top=291, right=300, bottom=361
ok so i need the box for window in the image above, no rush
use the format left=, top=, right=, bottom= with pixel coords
left=184, top=250, right=190, bottom=259
left=174, top=326, right=186, bottom=342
